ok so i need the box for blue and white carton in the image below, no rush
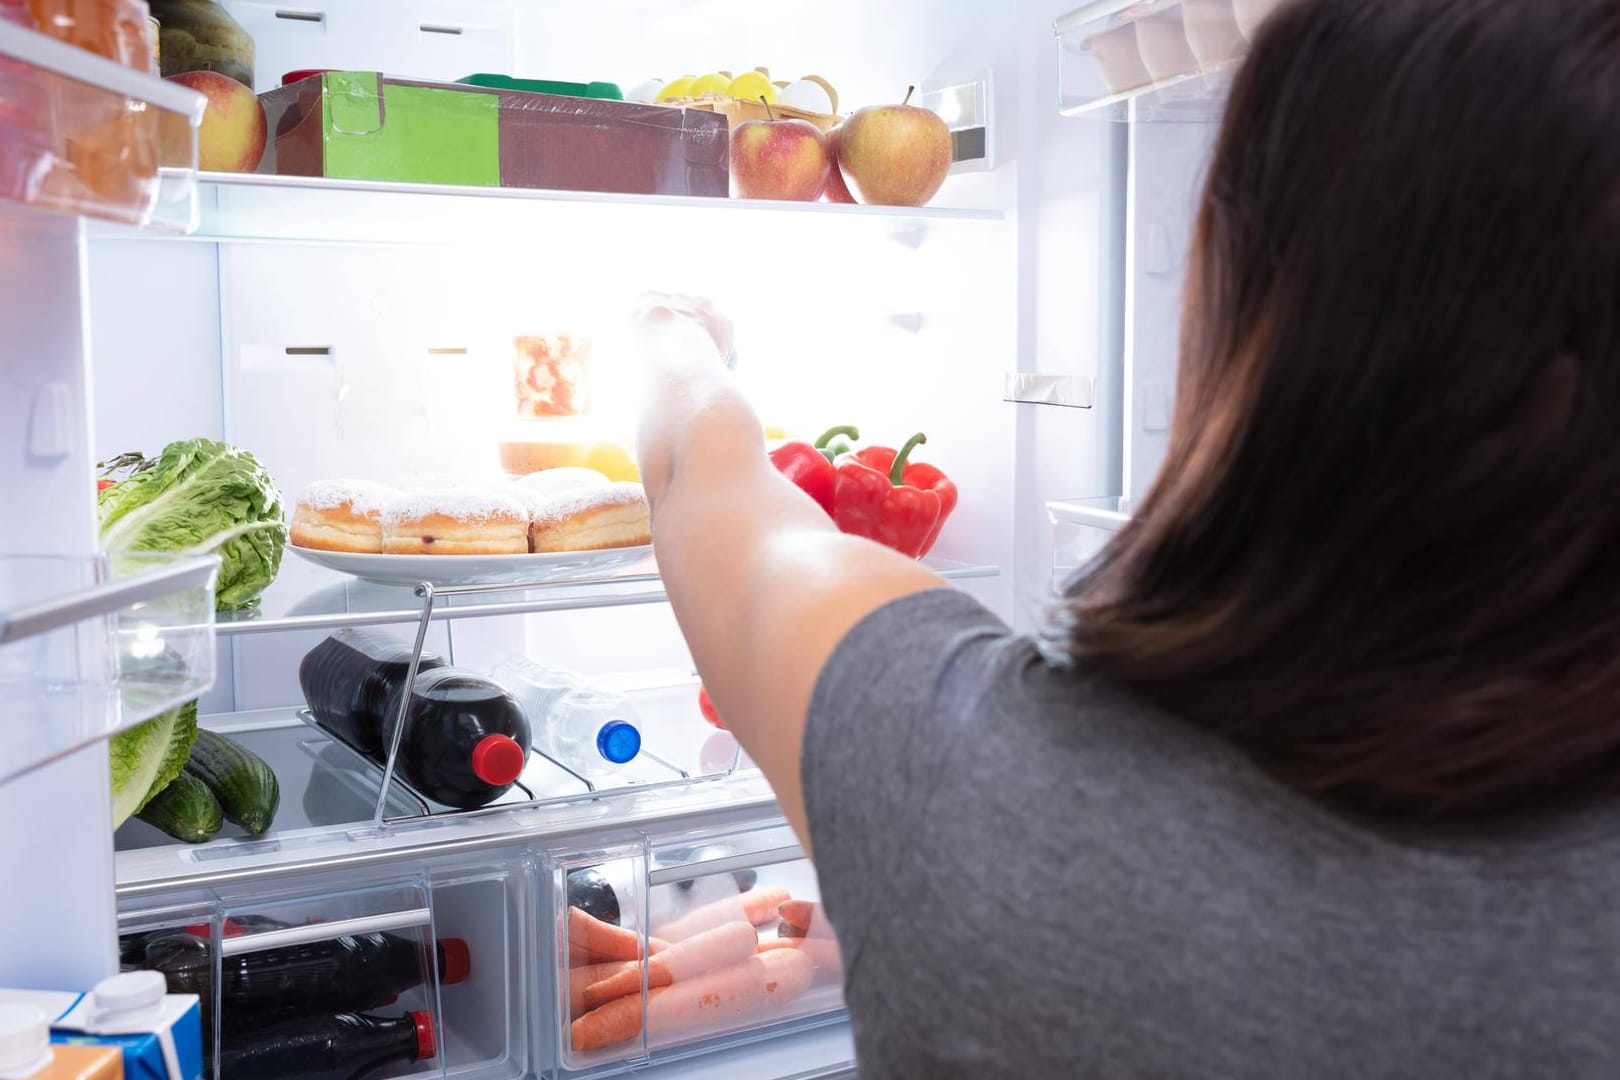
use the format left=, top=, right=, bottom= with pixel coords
left=0, top=972, right=202, bottom=1080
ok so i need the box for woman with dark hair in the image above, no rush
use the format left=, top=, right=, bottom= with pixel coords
left=633, top=0, right=1620, bottom=1074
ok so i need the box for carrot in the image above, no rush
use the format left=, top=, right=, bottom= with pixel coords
left=654, top=887, right=792, bottom=942
left=582, top=921, right=758, bottom=1010
left=570, top=949, right=814, bottom=1053
left=755, top=936, right=842, bottom=974
left=569, top=961, right=636, bottom=1016
left=778, top=899, right=819, bottom=933
left=567, top=906, right=669, bottom=963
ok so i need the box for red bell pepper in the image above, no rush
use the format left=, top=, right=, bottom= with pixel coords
left=697, top=684, right=725, bottom=730
left=831, top=433, right=958, bottom=559
left=767, top=425, right=859, bottom=515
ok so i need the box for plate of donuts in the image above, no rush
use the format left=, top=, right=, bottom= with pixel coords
left=286, top=469, right=657, bottom=587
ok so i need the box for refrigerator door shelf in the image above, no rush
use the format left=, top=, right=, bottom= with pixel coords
left=0, top=551, right=219, bottom=787
left=551, top=824, right=845, bottom=1076
left=0, top=19, right=203, bottom=232
left=1056, top=0, right=1243, bottom=120
left=1048, top=496, right=1132, bottom=589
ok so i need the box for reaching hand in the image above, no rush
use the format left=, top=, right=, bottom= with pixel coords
left=630, top=292, right=736, bottom=368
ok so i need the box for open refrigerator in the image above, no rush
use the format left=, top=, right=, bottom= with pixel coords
left=0, top=0, right=1246, bottom=1074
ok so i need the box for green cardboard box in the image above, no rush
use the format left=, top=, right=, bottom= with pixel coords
left=260, top=71, right=501, bottom=186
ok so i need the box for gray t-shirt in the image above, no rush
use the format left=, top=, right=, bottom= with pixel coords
left=802, top=589, right=1620, bottom=1078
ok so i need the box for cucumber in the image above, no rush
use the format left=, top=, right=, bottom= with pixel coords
left=137, top=773, right=223, bottom=843
left=184, top=729, right=280, bottom=835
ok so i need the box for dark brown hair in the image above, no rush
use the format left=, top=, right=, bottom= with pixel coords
left=1055, top=0, right=1620, bottom=821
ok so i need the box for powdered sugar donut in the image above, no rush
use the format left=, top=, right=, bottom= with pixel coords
left=381, top=489, right=530, bottom=556
left=528, top=482, right=652, bottom=553
left=513, top=467, right=611, bottom=497
left=291, top=479, right=398, bottom=553
left=387, top=471, right=511, bottom=492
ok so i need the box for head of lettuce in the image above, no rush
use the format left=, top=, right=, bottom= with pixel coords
left=98, top=438, right=287, bottom=612
left=102, top=439, right=285, bottom=828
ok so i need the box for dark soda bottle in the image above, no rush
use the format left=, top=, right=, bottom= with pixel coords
left=139, top=925, right=470, bottom=1030
left=218, top=1010, right=435, bottom=1080
left=380, top=667, right=530, bottom=809
left=300, top=630, right=449, bottom=755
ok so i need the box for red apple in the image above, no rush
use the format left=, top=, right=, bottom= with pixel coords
left=168, top=70, right=266, bottom=173
left=729, top=107, right=830, bottom=202
left=837, top=87, right=952, bottom=208
left=822, top=125, right=856, bottom=204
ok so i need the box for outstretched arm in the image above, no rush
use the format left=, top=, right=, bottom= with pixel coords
left=634, top=298, right=942, bottom=852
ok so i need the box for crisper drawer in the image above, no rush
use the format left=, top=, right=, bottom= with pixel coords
left=547, top=825, right=844, bottom=1077
left=119, top=862, right=527, bottom=1080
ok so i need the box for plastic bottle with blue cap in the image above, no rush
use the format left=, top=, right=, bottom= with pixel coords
left=491, top=659, right=643, bottom=780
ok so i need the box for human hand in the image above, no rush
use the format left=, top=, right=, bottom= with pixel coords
left=630, top=292, right=736, bottom=368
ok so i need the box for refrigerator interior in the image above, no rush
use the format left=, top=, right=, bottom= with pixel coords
left=0, top=0, right=1236, bottom=1074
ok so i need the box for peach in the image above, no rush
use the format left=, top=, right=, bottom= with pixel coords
left=167, top=70, right=266, bottom=173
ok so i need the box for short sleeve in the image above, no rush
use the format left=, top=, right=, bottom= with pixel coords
left=801, top=587, right=1014, bottom=972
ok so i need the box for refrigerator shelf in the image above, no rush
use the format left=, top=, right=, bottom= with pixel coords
left=0, top=19, right=203, bottom=231
left=1056, top=0, right=1255, bottom=121
left=0, top=552, right=219, bottom=787
left=115, top=680, right=753, bottom=854
left=84, top=172, right=1006, bottom=247
left=216, top=556, right=999, bottom=637
left=112, top=705, right=785, bottom=896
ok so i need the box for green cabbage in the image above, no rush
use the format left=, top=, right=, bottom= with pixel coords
left=110, top=700, right=197, bottom=828
left=98, top=438, right=287, bottom=611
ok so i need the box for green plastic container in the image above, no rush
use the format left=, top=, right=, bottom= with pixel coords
left=456, top=74, right=623, bottom=101
left=260, top=72, right=501, bottom=186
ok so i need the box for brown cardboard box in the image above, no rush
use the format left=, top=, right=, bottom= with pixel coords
left=485, top=90, right=729, bottom=197
left=259, top=72, right=729, bottom=197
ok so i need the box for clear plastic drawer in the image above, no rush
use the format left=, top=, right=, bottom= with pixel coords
left=548, top=825, right=844, bottom=1076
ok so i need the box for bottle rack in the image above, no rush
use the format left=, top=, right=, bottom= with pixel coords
left=342, top=577, right=748, bottom=831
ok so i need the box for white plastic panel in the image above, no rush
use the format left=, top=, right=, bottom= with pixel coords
left=222, top=0, right=518, bottom=94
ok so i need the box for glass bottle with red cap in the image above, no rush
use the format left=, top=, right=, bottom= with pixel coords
left=382, top=667, right=531, bottom=808
left=134, top=921, right=471, bottom=1028
left=216, top=1010, right=436, bottom=1080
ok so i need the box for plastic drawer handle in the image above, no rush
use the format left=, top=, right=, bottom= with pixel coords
left=648, top=845, right=804, bottom=886
left=220, top=907, right=433, bottom=957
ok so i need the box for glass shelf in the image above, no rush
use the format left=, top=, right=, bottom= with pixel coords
left=1056, top=0, right=1251, bottom=121
left=217, top=555, right=1000, bottom=637
left=0, top=19, right=202, bottom=231
left=87, top=172, right=1005, bottom=246
left=0, top=552, right=219, bottom=786
left=114, top=679, right=751, bottom=853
